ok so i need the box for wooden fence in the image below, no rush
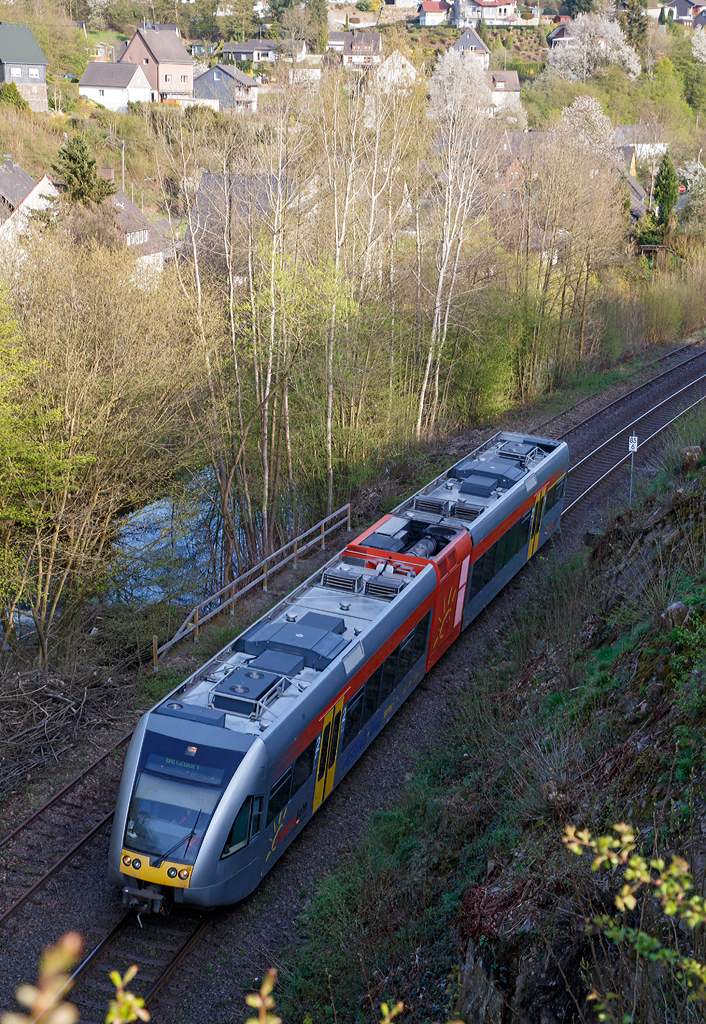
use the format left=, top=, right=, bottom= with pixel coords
left=154, top=503, right=351, bottom=665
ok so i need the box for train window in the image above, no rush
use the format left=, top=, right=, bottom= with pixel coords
left=251, top=796, right=262, bottom=838
left=544, top=476, right=565, bottom=514
left=221, top=796, right=252, bottom=857
left=518, top=510, right=532, bottom=550
left=327, top=709, right=342, bottom=769
left=481, top=543, right=497, bottom=588
left=317, top=723, right=331, bottom=782
left=505, top=519, right=520, bottom=562
left=266, top=767, right=292, bottom=827
left=395, top=630, right=416, bottom=685
left=413, top=611, right=431, bottom=661
left=292, top=738, right=317, bottom=795
left=342, top=689, right=364, bottom=749
left=362, top=664, right=383, bottom=725
left=468, top=556, right=484, bottom=601
left=495, top=530, right=508, bottom=570
left=379, top=645, right=400, bottom=705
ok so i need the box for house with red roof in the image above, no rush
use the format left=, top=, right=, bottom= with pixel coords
left=418, top=0, right=452, bottom=23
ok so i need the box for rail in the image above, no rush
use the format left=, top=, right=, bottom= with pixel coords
left=156, top=504, right=352, bottom=662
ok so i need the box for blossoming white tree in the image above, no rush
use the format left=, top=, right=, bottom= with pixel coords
left=547, top=13, right=641, bottom=82
left=692, top=25, right=706, bottom=64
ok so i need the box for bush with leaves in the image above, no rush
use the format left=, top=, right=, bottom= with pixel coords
left=0, top=81, right=31, bottom=113
left=564, top=822, right=706, bottom=1022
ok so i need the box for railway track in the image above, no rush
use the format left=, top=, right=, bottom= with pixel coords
left=67, top=909, right=215, bottom=1023
left=0, top=733, right=131, bottom=929
left=561, top=365, right=706, bottom=516
left=4, top=339, right=706, bottom=1020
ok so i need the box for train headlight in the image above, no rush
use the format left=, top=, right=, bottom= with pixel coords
left=122, top=855, right=131, bottom=867
left=132, top=858, right=142, bottom=870
left=167, top=867, right=178, bottom=879
left=178, top=869, right=190, bottom=880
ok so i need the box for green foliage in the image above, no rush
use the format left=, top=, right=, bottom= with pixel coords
left=356, top=0, right=372, bottom=11
left=565, top=0, right=594, bottom=14
left=51, top=133, right=117, bottom=205
left=475, top=17, right=490, bottom=44
left=0, top=81, right=30, bottom=112
left=619, top=0, right=647, bottom=62
left=659, top=3, right=666, bottom=22
left=654, top=150, right=680, bottom=225
left=565, top=824, right=706, bottom=1018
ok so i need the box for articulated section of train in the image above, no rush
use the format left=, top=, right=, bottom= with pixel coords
left=108, top=431, right=569, bottom=914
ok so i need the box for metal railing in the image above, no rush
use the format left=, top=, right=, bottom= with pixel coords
left=154, top=504, right=352, bottom=664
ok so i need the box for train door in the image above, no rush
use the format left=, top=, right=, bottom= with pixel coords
left=527, top=488, right=547, bottom=558
left=312, top=695, right=345, bottom=812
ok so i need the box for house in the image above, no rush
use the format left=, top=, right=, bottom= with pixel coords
left=193, top=62, right=257, bottom=111
left=617, top=144, right=637, bottom=177
left=486, top=69, right=521, bottom=112
left=372, top=49, right=418, bottom=89
left=649, top=0, right=702, bottom=21
left=0, top=174, right=59, bottom=251
left=418, top=0, right=452, bottom=24
left=119, top=24, right=193, bottom=102
left=451, top=25, right=490, bottom=68
left=106, top=186, right=172, bottom=274
left=363, top=50, right=417, bottom=123
left=0, top=155, right=36, bottom=221
left=222, top=38, right=306, bottom=63
left=0, top=23, right=48, bottom=112
left=79, top=63, right=151, bottom=113
left=625, top=172, right=648, bottom=221
left=185, top=172, right=293, bottom=270
left=453, top=0, right=517, bottom=27
left=341, top=31, right=384, bottom=67
left=614, top=125, right=668, bottom=163
left=90, top=40, right=115, bottom=61
left=547, top=23, right=580, bottom=47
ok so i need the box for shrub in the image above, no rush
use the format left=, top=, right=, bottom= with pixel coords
left=0, top=81, right=30, bottom=113
left=356, top=0, right=372, bottom=10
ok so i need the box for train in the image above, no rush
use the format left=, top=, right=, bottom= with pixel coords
left=108, top=430, right=569, bottom=914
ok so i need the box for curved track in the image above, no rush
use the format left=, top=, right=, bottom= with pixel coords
left=561, top=364, right=706, bottom=515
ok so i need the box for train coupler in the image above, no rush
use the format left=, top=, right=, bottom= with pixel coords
left=122, top=884, right=168, bottom=916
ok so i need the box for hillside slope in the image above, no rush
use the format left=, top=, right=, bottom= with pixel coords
left=274, top=408, right=706, bottom=1024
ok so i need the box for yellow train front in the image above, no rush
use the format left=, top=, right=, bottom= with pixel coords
left=109, top=430, right=569, bottom=913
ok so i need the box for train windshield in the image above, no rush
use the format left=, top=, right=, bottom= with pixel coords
left=124, top=732, right=243, bottom=865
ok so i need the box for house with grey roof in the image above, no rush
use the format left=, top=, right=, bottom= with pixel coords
left=119, top=23, right=193, bottom=102
left=340, top=31, right=384, bottom=67
left=0, top=23, right=48, bottom=112
left=193, top=63, right=257, bottom=112
left=79, top=62, right=151, bottom=113
left=451, top=26, right=490, bottom=67
left=614, top=125, right=668, bottom=163
left=222, top=38, right=306, bottom=63
left=0, top=156, right=36, bottom=220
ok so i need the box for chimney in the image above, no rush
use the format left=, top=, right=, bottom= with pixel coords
left=99, top=166, right=115, bottom=180
left=3, top=155, right=13, bottom=171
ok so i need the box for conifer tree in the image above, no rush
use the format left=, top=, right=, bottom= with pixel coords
left=654, top=150, right=679, bottom=225
left=658, top=4, right=666, bottom=23
left=475, top=16, right=489, bottom=44
left=619, top=0, right=646, bottom=62
left=51, top=134, right=117, bottom=206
